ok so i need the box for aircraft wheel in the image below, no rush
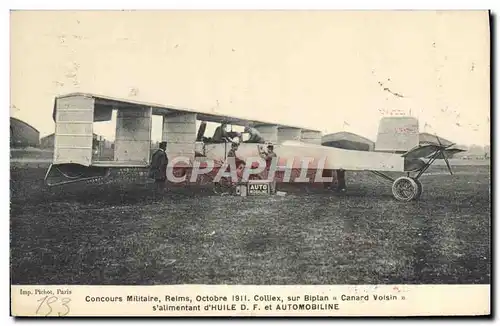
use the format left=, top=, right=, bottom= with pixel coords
left=412, top=178, right=423, bottom=200
left=392, top=176, right=419, bottom=202
left=213, top=182, right=225, bottom=195
left=213, top=177, right=233, bottom=195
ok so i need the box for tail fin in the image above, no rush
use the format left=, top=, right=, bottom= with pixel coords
left=374, top=116, right=419, bottom=153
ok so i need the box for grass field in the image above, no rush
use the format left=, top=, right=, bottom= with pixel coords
left=10, top=164, right=490, bottom=285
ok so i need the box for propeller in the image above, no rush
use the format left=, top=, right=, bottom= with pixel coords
left=435, top=134, right=453, bottom=175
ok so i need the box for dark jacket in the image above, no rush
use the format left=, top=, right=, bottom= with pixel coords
left=213, top=126, right=228, bottom=142
left=149, top=149, right=168, bottom=180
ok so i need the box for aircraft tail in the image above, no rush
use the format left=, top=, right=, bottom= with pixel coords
left=374, top=116, right=420, bottom=153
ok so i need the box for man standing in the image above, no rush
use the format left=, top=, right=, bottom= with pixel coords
left=336, top=169, right=347, bottom=192
left=323, top=169, right=346, bottom=192
left=227, top=141, right=238, bottom=158
left=259, top=144, right=277, bottom=193
left=226, top=142, right=245, bottom=183
left=227, top=141, right=245, bottom=166
left=260, top=144, right=277, bottom=169
left=149, top=141, right=168, bottom=194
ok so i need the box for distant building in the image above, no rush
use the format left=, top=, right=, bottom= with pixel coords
left=40, top=133, right=110, bottom=150
left=40, top=133, right=55, bottom=149
left=321, top=131, right=463, bottom=156
left=10, top=117, right=40, bottom=148
left=321, top=132, right=375, bottom=151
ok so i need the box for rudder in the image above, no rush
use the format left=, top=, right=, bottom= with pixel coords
left=375, top=116, right=419, bottom=153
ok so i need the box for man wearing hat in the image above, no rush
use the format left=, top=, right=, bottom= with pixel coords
left=149, top=141, right=169, bottom=194
left=259, top=144, right=277, bottom=193
left=260, top=144, right=277, bottom=169
left=227, top=141, right=239, bottom=159
left=226, top=141, right=246, bottom=183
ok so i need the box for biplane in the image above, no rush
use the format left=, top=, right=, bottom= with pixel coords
left=44, top=92, right=463, bottom=201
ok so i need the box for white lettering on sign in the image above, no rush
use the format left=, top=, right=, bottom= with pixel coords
left=249, top=184, right=268, bottom=191
left=247, top=183, right=270, bottom=195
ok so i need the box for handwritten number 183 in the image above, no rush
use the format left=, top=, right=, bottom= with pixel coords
left=36, top=296, right=71, bottom=316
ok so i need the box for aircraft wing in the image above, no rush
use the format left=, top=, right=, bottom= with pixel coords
left=402, top=144, right=445, bottom=159
left=440, top=148, right=467, bottom=158
left=402, top=143, right=466, bottom=160
left=52, top=92, right=320, bottom=132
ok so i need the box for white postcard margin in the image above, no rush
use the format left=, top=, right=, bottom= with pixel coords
left=11, top=284, right=490, bottom=317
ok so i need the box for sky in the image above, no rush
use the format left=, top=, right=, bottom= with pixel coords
left=10, top=10, right=490, bottom=146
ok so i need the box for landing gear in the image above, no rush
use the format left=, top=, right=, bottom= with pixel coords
left=414, top=178, right=423, bottom=199
left=391, top=177, right=422, bottom=202
left=44, top=164, right=111, bottom=187
left=371, top=171, right=424, bottom=202
left=369, top=141, right=457, bottom=202
left=213, top=178, right=234, bottom=195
